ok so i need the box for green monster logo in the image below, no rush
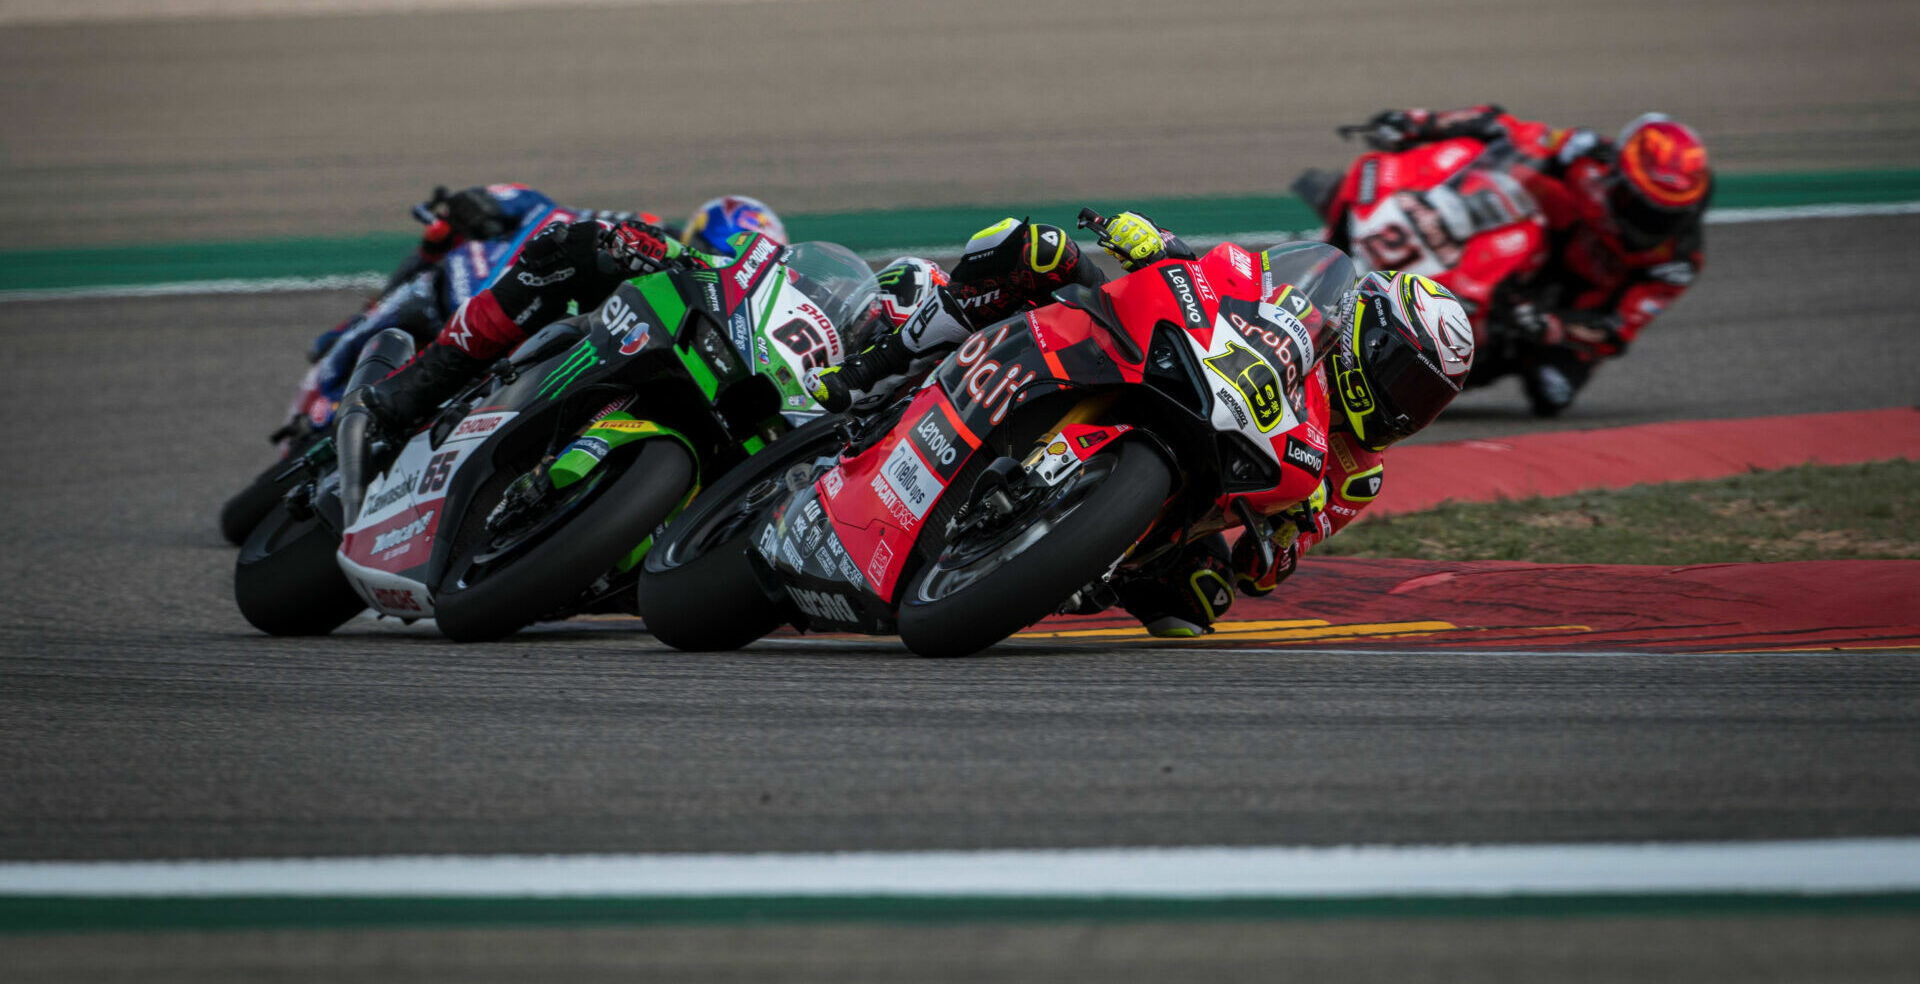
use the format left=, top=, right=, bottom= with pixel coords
left=1204, top=342, right=1286, bottom=432
left=538, top=340, right=600, bottom=401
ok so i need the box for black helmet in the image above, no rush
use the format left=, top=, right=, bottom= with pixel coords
left=1332, top=272, right=1475, bottom=451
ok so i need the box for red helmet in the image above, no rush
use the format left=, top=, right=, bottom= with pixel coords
left=1610, top=114, right=1712, bottom=249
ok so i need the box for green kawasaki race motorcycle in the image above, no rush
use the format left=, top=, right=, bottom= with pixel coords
left=234, top=233, right=875, bottom=642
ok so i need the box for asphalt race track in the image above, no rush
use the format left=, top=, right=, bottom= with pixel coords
left=3, top=211, right=1918, bottom=984
left=3, top=0, right=1920, bottom=979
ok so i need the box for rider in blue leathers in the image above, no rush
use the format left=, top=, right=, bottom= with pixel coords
left=284, top=186, right=783, bottom=441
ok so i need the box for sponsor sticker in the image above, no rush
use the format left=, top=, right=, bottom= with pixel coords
left=1159, top=265, right=1209, bottom=333
left=590, top=418, right=658, bottom=433
left=868, top=440, right=940, bottom=531
left=732, top=236, right=780, bottom=291
left=1283, top=435, right=1325, bottom=475
left=910, top=407, right=968, bottom=481
left=447, top=412, right=509, bottom=441
left=1224, top=243, right=1255, bottom=280
left=371, top=586, right=423, bottom=612
left=791, top=587, right=859, bottom=624
left=867, top=540, right=894, bottom=586
left=840, top=553, right=869, bottom=591
left=362, top=471, right=417, bottom=516
left=565, top=436, right=612, bottom=462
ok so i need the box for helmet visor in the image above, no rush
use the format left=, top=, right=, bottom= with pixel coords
left=1610, top=179, right=1689, bottom=251
left=1342, top=298, right=1462, bottom=451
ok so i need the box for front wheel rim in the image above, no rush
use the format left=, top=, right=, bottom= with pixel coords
left=911, top=454, right=1118, bottom=605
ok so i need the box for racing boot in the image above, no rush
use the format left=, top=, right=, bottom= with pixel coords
left=1521, top=348, right=1592, bottom=418
left=362, top=341, right=488, bottom=436
left=1118, top=534, right=1235, bottom=638
left=809, top=330, right=916, bottom=414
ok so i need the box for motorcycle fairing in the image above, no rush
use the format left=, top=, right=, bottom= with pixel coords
left=337, top=409, right=518, bottom=616
left=1334, top=138, right=1550, bottom=320
left=807, top=255, right=1333, bottom=605
left=752, top=483, right=890, bottom=633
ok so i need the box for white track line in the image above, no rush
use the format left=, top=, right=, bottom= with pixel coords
left=0, top=273, right=386, bottom=304
left=4, top=839, right=1918, bottom=897
left=6, top=200, right=1918, bottom=304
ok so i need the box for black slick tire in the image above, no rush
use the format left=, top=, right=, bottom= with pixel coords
left=234, top=504, right=365, bottom=636
left=897, top=440, right=1171, bottom=658
left=638, top=415, right=849, bottom=652
left=433, top=439, right=695, bottom=643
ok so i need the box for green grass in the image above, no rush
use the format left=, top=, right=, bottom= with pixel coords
left=1318, top=460, right=1920, bottom=565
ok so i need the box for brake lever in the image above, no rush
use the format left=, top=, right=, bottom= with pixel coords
left=1231, top=497, right=1277, bottom=575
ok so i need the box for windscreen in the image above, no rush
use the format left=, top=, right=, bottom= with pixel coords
left=1259, top=241, right=1358, bottom=362
left=780, top=241, right=881, bottom=334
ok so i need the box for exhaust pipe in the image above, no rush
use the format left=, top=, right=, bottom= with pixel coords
left=335, top=329, right=416, bottom=526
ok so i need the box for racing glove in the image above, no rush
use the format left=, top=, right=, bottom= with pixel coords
left=1361, top=106, right=1507, bottom=152
left=1512, top=304, right=1623, bottom=362
left=488, top=220, right=671, bottom=328
left=429, top=185, right=511, bottom=242
left=1361, top=109, right=1431, bottom=151
left=1099, top=211, right=1169, bottom=269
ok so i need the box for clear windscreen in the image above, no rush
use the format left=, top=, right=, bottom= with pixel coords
left=780, top=242, right=881, bottom=334
left=1259, top=241, right=1358, bottom=362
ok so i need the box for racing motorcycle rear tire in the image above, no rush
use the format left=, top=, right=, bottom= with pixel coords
left=432, top=439, right=695, bottom=644
left=897, top=440, right=1171, bottom=658
left=234, top=503, right=365, bottom=636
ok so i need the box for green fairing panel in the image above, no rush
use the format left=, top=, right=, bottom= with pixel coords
left=549, top=413, right=698, bottom=490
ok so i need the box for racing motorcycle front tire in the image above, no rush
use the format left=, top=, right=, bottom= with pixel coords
left=897, top=439, right=1172, bottom=658
left=234, top=503, right=366, bottom=636
left=432, top=439, right=695, bottom=643
left=221, top=431, right=325, bottom=545
left=638, top=415, right=850, bottom=652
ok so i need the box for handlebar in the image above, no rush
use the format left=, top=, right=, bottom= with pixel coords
left=1076, top=207, right=1109, bottom=238
left=1336, top=124, right=1371, bottom=139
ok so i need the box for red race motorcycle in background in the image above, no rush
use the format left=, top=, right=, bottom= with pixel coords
left=637, top=212, right=1356, bottom=657
left=1294, top=128, right=1549, bottom=388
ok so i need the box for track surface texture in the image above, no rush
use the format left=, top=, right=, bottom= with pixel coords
left=2, top=0, right=1917, bottom=248
left=2, top=214, right=1918, bottom=982
left=4, top=0, right=1920, bottom=979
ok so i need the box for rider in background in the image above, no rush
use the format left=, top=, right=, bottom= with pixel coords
left=298, top=188, right=781, bottom=435
left=1346, top=106, right=1710, bottom=415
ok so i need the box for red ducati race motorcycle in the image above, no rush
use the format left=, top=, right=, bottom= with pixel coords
left=638, top=212, right=1356, bottom=657
left=1294, top=126, right=1547, bottom=387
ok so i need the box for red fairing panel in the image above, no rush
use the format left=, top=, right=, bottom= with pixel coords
left=816, top=386, right=978, bottom=602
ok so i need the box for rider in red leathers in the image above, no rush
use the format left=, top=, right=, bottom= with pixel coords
left=815, top=215, right=1475, bottom=637
left=1347, top=106, right=1710, bottom=415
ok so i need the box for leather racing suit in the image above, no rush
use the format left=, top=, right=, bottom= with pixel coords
left=1358, top=106, right=1705, bottom=412
left=295, top=184, right=658, bottom=431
